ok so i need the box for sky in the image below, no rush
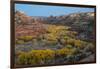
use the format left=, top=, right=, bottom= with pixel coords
left=15, top=4, right=95, bottom=17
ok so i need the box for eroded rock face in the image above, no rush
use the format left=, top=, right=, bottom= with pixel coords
left=15, top=11, right=47, bottom=38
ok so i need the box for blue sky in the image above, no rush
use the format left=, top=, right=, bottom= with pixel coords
left=15, top=4, right=95, bottom=16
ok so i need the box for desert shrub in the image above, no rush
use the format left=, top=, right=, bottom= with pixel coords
left=66, top=30, right=77, bottom=36
left=56, top=48, right=75, bottom=57
left=15, top=51, right=23, bottom=57
left=29, top=50, right=45, bottom=64
left=29, top=49, right=55, bottom=64
left=36, top=35, right=44, bottom=41
left=79, top=41, right=88, bottom=49
left=74, top=40, right=82, bottom=48
left=46, top=40, right=57, bottom=46
left=84, top=43, right=94, bottom=53
left=67, top=31, right=78, bottom=38
left=66, top=55, right=75, bottom=62
left=66, top=38, right=75, bottom=45
left=16, top=40, right=25, bottom=44
left=17, top=49, right=56, bottom=65
left=63, top=36, right=69, bottom=40
left=74, top=40, right=88, bottom=49
left=44, top=49, right=55, bottom=61
left=64, top=48, right=82, bottom=62
left=56, top=38, right=66, bottom=46
left=46, top=34, right=57, bottom=41
left=17, top=52, right=29, bottom=65
left=18, top=36, right=33, bottom=42
left=65, top=44, right=73, bottom=49
left=72, top=31, right=78, bottom=35
left=17, top=51, right=39, bottom=65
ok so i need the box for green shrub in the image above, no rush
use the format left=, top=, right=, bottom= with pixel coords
left=66, top=38, right=75, bottom=45
left=74, top=40, right=82, bottom=48
left=84, top=43, right=94, bottom=53
left=56, top=48, right=76, bottom=57
left=17, top=49, right=55, bottom=65
left=16, top=40, right=25, bottom=44
left=17, top=52, right=29, bottom=65
left=18, top=36, right=33, bottom=42
left=65, top=44, right=73, bottom=49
